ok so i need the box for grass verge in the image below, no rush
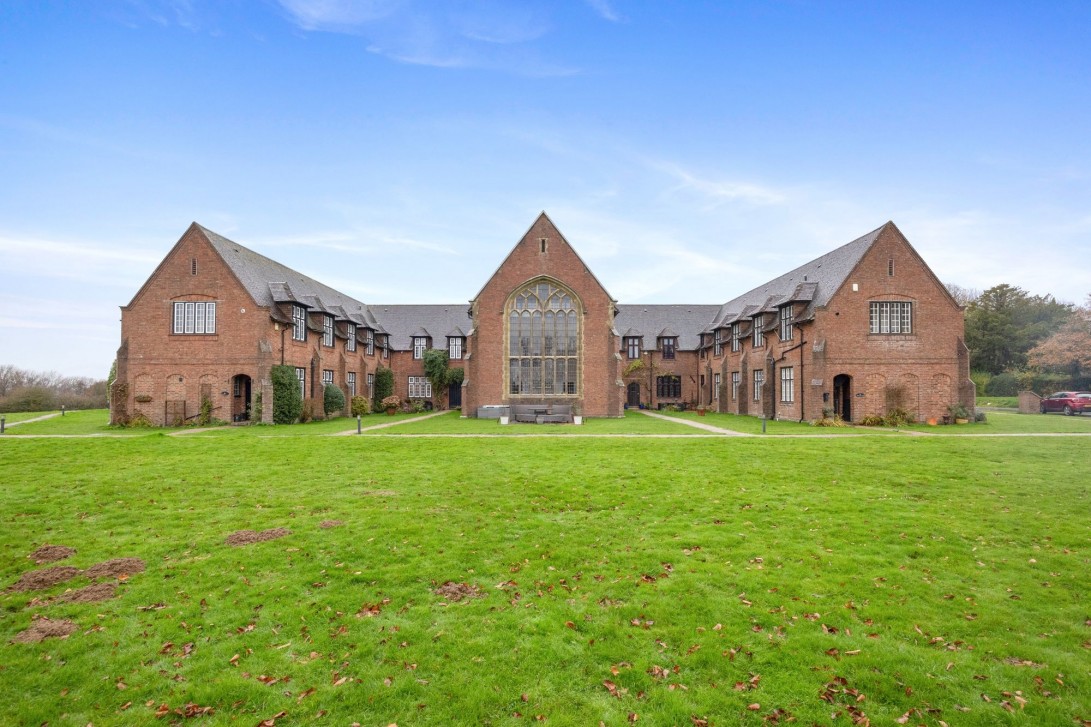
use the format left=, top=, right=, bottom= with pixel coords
left=0, top=433, right=1088, bottom=725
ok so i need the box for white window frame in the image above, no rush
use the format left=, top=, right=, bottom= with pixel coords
left=365, top=328, right=375, bottom=355
left=714, top=372, right=721, bottom=400
left=346, top=324, right=356, bottom=352
left=347, top=372, right=356, bottom=397
left=714, top=329, right=724, bottom=356
left=295, top=367, right=306, bottom=399
left=869, top=301, right=913, bottom=334
left=780, top=367, right=794, bottom=403
left=752, top=315, right=764, bottom=347
left=413, top=337, right=427, bottom=359
left=779, top=305, right=794, bottom=342
left=172, top=301, right=216, bottom=335
left=367, top=373, right=374, bottom=395
left=408, top=376, right=432, bottom=398
left=731, top=371, right=740, bottom=401
left=753, top=370, right=764, bottom=402
left=731, top=323, right=742, bottom=353
left=292, top=305, right=307, bottom=342
left=322, top=315, right=334, bottom=347
left=322, top=369, right=334, bottom=388
left=448, top=337, right=463, bottom=360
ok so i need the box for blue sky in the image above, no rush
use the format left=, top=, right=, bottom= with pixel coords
left=1, top=0, right=1089, bottom=378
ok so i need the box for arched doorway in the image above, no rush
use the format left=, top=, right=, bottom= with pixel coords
left=833, top=374, right=852, bottom=422
left=627, top=381, right=641, bottom=407
left=232, top=374, right=252, bottom=422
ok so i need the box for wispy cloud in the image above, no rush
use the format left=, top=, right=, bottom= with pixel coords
left=113, top=0, right=203, bottom=30
left=0, top=234, right=160, bottom=288
left=276, top=0, right=577, bottom=75
left=585, top=0, right=621, bottom=23
left=253, top=229, right=458, bottom=256
left=652, top=161, right=789, bottom=207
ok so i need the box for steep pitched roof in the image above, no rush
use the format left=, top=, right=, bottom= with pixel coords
left=369, top=304, right=473, bottom=350
left=613, top=304, right=722, bottom=351
left=471, top=211, right=616, bottom=303
left=199, top=225, right=372, bottom=322
left=711, top=224, right=886, bottom=327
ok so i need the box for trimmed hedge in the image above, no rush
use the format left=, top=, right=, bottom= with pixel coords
left=323, top=384, right=345, bottom=415
left=271, top=365, right=303, bottom=424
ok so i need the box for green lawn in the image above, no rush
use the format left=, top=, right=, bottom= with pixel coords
left=0, top=410, right=57, bottom=424
left=1, top=429, right=1088, bottom=725
left=977, top=396, right=1019, bottom=408
left=654, top=410, right=891, bottom=435
left=0, top=408, right=139, bottom=436
left=899, top=410, right=1091, bottom=435
left=359, top=409, right=708, bottom=436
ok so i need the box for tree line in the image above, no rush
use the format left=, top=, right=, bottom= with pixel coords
left=950, top=283, right=1091, bottom=395
left=0, top=365, right=108, bottom=413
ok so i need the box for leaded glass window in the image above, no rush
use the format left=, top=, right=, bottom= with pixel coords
left=507, top=280, right=579, bottom=396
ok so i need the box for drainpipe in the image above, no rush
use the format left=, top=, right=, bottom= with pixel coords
left=800, top=337, right=805, bottom=422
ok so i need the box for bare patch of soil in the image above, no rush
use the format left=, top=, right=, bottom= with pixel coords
left=58, top=582, right=118, bottom=603
left=225, top=528, right=292, bottom=546
left=319, top=520, right=343, bottom=529
left=433, top=581, right=484, bottom=602
left=12, top=617, right=78, bottom=643
left=9, top=566, right=81, bottom=592
left=28, top=545, right=76, bottom=564
left=84, top=558, right=146, bottom=579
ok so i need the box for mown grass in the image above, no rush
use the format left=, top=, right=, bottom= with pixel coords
left=359, top=410, right=707, bottom=436
left=0, top=410, right=56, bottom=424
left=898, top=410, right=1091, bottom=435
left=1, top=408, right=141, bottom=436
left=654, top=410, right=888, bottom=435
left=1, top=431, right=1088, bottom=726
left=977, top=396, right=1019, bottom=408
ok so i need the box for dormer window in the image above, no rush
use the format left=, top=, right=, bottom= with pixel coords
left=322, top=315, right=334, bottom=347
left=714, top=329, right=724, bottom=356
left=779, top=305, right=794, bottom=341
left=346, top=323, right=356, bottom=352
left=292, top=305, right=307, bottom=341
left=730, top=323, right=742, bottom=352
left=660, top=337, right=676, bottom=360
left=365, top=328, right=375, bottom=355
left=448, top=336, right=463, bottom=360
left=626, top=336, right=641, bottom=359
left=413, top=336, right=428, bottom=359
left=752, top=315, right=765, bottom=347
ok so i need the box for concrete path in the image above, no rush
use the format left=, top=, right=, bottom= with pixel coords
left=637, top=409, right=752, bottom=436
left=330, top=410, right=448, bottom=435
left=168, top=426, right=230, bottom=436
left=2, top=412, right=61, bottom=428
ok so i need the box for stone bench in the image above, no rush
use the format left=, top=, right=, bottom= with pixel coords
left=511, top=404, right=573, bottom=424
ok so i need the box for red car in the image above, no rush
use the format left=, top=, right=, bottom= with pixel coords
left=1039, top=391, right=1091, bottom=415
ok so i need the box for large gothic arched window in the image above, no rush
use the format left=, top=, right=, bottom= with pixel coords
left=507, top=280, right=580, bottom=396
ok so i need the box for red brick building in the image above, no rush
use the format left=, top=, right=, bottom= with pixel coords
left=112, top=214, right=973, bottom=424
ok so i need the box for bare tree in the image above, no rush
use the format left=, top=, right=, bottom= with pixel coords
left=945, top=283, right=980, bottom=307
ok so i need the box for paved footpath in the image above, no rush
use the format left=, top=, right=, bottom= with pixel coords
left=636, top=409, right=752, bottom=435
left=330, top=410, right=448, bottom=435
left=2, top=412, right=60, bottom=428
